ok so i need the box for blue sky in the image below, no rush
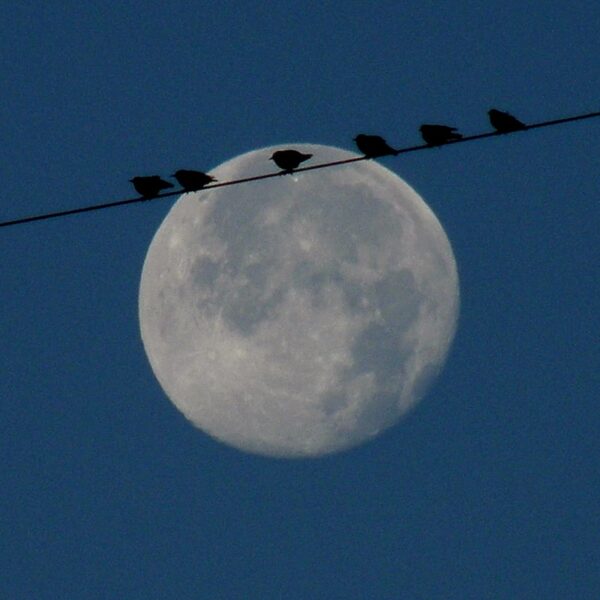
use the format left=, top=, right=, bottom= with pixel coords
left=1, top=3, right=599, bottom=598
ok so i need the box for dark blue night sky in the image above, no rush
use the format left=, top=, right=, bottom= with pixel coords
left=1, top=3, right=598, bottom=598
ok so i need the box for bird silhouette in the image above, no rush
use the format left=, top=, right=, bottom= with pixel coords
left=488, top=109, right=527, bottom=133
left=419, top=124, right=463, bottom=146
left=129, top=176, right=174, bottom=199
left=171, top=169, right=217, bottom=191
left=353, top=134, right=398, bottom=157
left=270, top=150, right=313, bottom=173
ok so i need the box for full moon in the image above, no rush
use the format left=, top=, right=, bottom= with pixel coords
left=139, top=144, right=459, bottom=457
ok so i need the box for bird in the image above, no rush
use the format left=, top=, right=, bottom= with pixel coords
left=353, top=134, right=398, bottom=158
left=269, top=149, right=313, bottom=173
left=171, top=169, right=217, bottom=191
left=419, top=124, right=463, bottom=146
left=488, top=108, right=527, bottom=133
left=129, top=176, right=174, bottom=199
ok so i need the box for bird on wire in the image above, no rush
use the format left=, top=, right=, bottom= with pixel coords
left=353, top=134, right=399, bottom=158
left=3, top=108, right=599, bottom=231
left=171, top=169, right=217, bottom=191
left=270, top=149, right=313, bottom=173
left=129, top=176, right=174, bottom=199
left=488, top=108, right=527, bottom=133
left=419, top=124, right=463, bottom=146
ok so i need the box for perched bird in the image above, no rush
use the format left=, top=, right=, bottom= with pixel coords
left=419, top=124, right=463, bottom=146
left=129, top=175, right=174, bottom=199
left=171, top=169, right=217, bottom=191
left=270, top=149, right=313, bottom=173
left=488, top=108, right=527, bottom=133
left=353, top=134, right=398, bottom=157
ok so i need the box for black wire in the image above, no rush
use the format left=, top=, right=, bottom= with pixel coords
left=1, top=110, right=598, bottom=229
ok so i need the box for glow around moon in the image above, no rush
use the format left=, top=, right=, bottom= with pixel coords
left=139, top=144, right=459, bottom=457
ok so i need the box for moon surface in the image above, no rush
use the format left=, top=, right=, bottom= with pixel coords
left=139, top=144, right=459, bottom=457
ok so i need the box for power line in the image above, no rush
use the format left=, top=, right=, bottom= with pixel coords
left=1, top=109, right=599, bottom=230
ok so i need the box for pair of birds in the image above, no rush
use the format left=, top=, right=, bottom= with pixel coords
left=354, top=126, right=463, bottom=158
left=269, top=137, right=404, bottom=171
left=420, top=109, right=526, bottom=146
left=130, top=169, right=216, bottom=199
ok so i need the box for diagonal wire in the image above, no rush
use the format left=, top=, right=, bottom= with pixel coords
left=1, top=109, right=599, bottom=230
